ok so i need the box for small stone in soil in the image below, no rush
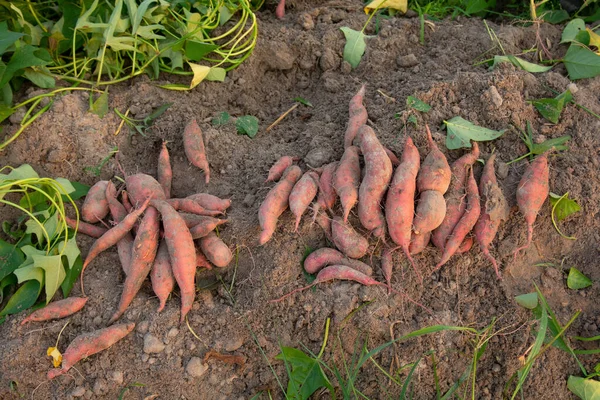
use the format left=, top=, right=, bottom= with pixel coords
left=397, top=54, right=419, bottom=68
left=71, top=387, right=86, bottom=398
left=186, top=357, right=209, bottom=377
left=109, top=371, right=124, bottom=385
left=143, top=334, right=166, bottom=354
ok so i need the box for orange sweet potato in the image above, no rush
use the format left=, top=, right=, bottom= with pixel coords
left=186, top=193, right=231, bottom=212
left=151, top=239, right=175, bottom=313
left=331, top=216, right=369, bottom=259
left=413, top=190, right=446, bottom=235
left=183, top=119, right=210, bottom=184
left=333, top=146, right=361, bottom=223
left=289, top=171, right=320, bottom=231
left=416, top=125, right=451, bottom=194
left=344, top=85, right=368, bottom=148
left=409, top=231, right=431, bottom=255
left=157, top=141, right=173, bottom=198
left=313, top=162, right=338, bottom=219
left=200, top=232, right=233, bottom=268
left=81, top=181, right=109, bottom=223
left=304, top=247, right=373, bottom=276
left=21, top=297, right=87, bottom=325
left=265, top=156, right=297, bottom=183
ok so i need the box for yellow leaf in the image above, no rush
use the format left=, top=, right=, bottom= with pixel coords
left=188, top=62, right=210, bottom=89
left=364, top=0, right=407, bottom=14
left=587, top=28, right=600, bottom=55
left=47, top=346, right=62, bottom=368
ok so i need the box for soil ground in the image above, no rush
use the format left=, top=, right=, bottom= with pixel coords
left=1, top=2, right=599, bottom=399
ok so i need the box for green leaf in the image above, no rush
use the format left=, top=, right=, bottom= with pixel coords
left=340, top=27, right=370, bottom=69
left=563, top=45, right=600, bottom=80
left=530, top=90, right=573, bottom=124
left=32, top=255, right=65, bottom=303
left=236, top=115, right=259, bottom=138
left=0, top=45, right=52, bottom=89
left=294, top=97, right=313, bottom=107
left=0, top=104, right=14, bottom=124
left=568, top=376, right=600, bottom=400
left=407, top=114, right=418, bottom=127
left=55, top=237, right=80, bottom=268
left=561, top=19, right=586, bottom=44
left=219, top=5, right=234, bottom=25
left=90, top=90, right=109, bottom=118
left=0, top=280, right=41, bottom=316
left=0, top=164, right=39, bottom=181
left=0, top=22, right=25, bottom=54
left=61, top=255, right=82, bottom=297
left=542, top=10, right=570, bottom=24
left=515, top=292, right=538, bottom=309
left=212, top=112, right=230, bottom=126
left=276, top=347, right=333, bottom=399
left=490, top=55, right=552, bottom=73
left=61, top=180, right=90, bottom=201
left=144, top=103, right=172, bottom=125
left=22, top=68, right=55, bottom=89
left=549, top=192, right=580, bottom=222
left=567, top=268, right=593, bottom=290
left=13, top=265, right=44, bottom=284
left=406, top=95, right=431, bottom=112
left=443, top=116, right=506, bottom=149
left=185, top=41, right=218, bottom=62
left=205, top=67, right=226, bottom=82
left=531, top=135, right=570, bottom=155
left=0, top=274, right=17, bottom=304
left=0, top=240, right=25, bottom=281
left=54, top=177, right=76, bottom=195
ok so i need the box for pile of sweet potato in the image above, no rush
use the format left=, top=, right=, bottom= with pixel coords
left=260, top=86, right=550, bottom=298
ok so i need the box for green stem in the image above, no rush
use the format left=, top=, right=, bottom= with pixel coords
left=0, top=101, right=53, bottom=151
left=506, top=152, right=531, bottom=165
left=317, top=318, right=330, bottom=359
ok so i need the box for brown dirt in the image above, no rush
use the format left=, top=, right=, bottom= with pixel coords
left=1, top=3, right=599, bottom=400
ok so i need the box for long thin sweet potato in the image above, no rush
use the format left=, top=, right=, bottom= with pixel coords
left=106, top=181, right=133, bottom=275
left=158, top=141, right=173, bottom=198
left=183, top=119, right=210, bottom=184
left=186, top=193, right=231, bottom=212
left=344, top=85, right=368, bottom=148
left=331, top=216, right=368, bottom=259
left=289, top=171, right=320, bottom=231
left=315, top=211, right=332, bottom=241
left=151, top=200, right=197, bottom=323
left=151, top=239, right=175, bottom=313
left=167, top=198, right=222, bottom=217
left=81, top=181, right=109, bottom=223
left=265, top=156, right=298, bottom=183
left=304, top=247, right=373, bottom=275
left=21, top=297, right=87, bottom=325
left=64, top=216, right=107, bottom=238
left=200, top=232, right=233, bottom=268
left=47, top=323, right=135, bottom=379
left=416, top=125, right=451, bottom=194
left=334, top=146, right=361, bottom=223
left=108, top=206, right=160, bottom=324
left=313, top=162, right=337, bottom=219
left=259, top=166, right=302, bottom=245
left=121, top=191, right=133, bottom=213
left=356, top=125, right=392, bottom=239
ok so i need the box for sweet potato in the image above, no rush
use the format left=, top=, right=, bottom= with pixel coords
left=167, top=198, right=222, bottom=216
left=158, top=141, right=172, bottom=198
left=409, top=231, right=431, bottom=255
left=106, top=182, right=134, bottom=275
left=314, top=162, right=337, bottom=219
left=432, top=142, right=479, bottom=250
left=386, top=137, right=420, bottom=265
left=259, top=165, right=302, bottom=245
left=457, top=236, right=473, bottom=254
left=47, top=323, right=135, bottom=379
left=356, top=125, right=392, bottom=238
left=183, top=119, right=210, bottom=184
left=64, top=216, right=107, bottom=238
left=189, top=218, right=228, bottom=239
left=381, top=248, right=393, bottom=293
left=186, top=193, right=231, bottom=212
left=304, top=247, right=373, bottom=275
left=125, top=174, right=166, bottom=205
left=200, top=232, right=233, bottom=268
left=81, top=181, right=109, bottom=223
left=416, top=125, right=451, bottom=193
left=151, top=200, right=197, bottom=323
left=344, top=85, right=368, bottom=148
left=109, top=206, right=160, bottom=324
left=314, top=211, right=332, bottom=241
left=21, top=297, right=87, bottom=325
left=151, top=239, right=174, bottom=313
left=474, top=154, right=508, bottom=278
left=275, top=0, right=285, bottom=19
left=196, top=248, right=213, bottom=269
left=81, top=198, right=151, bottom=293
left=513, top=152, right=550, bottom=259
left=435, top=168, right=480, bottom=269
left=265, top=156, right=297, bottom=183
left=384, top=147, right=400, bottom=166
left=289, top=171, right=320, bottom=231
left=331, top=216, right=368, bottom=259
left=413, top=190, right=446, bottom=235
left=334, top=146, right=361, bottom=223
left=121, top=191, right=133, bottom=213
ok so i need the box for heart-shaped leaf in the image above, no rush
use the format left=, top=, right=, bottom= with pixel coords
left=568, top=375, right=600, bottom=400
left=515, top=292, right=538, bottom=309
left=340, top=27, right=370, bottom=69
left=276, top=347, right=333, bottom=399
left=443, top=116, right=506, bottom=149
left=567, top=268, right=592, bottom=290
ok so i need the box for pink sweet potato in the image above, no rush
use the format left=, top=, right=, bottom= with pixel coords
left=186, top=193, right=231, bottom=212
left=275, top=0, right=285, bottom=19
left=513, top=152, right=550, bottom=259
left=259, top=166, right=302, bottom=245
left=21, top=297, right=87, bottom=325
left=106, top=181, right=133, bottom=275
left=200, top=231, right=233, bottom=268
left=125, top=174, right=166, bottom=205
left=289, top=171, right=320, bottom=231
left=413, top=190, right=446, bottom=235
left=384, top=147, right=400, bottom=166
left=196, top=248, right=213, bottom=269
left=47, top=323, right=135, bottom=379
left=167, top=198, right=222, bottom=216
left=416, top=125, right=451, bottom=194
left=409, top=231, right=431, bottom=255
left=81, top=181, right=109, bottom=223
left=344, top=85, right=368, bottom=148
left=304, top=247, right=373, bottom=276
left=121, top=191, right=133, bottom=213
left=457, top=236, right=473, bottom=254
left=432, top=142, right=479, bottom=250
left=334, top=146, right=361, bottom=223
left=314, top=211, right=332, bottom=241
left=151, top=239, right=175, bottom=313
left=158, top=141, right=173, bottom=198
left=356, top=125, right=392, bottom=239
left=64, top=216, right=107, bottom=238
left=331, top=216, right=369, bottom=259
left=183, top=119, right=210, bottom=184
left=265, top=156, right=297, bottom=183
left=313, top=162, right=338, bottom=219
left=189, top=218, right=228, bottom=239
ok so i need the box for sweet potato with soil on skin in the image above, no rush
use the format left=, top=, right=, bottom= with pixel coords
left=474, top=154, right=508, bottom=278
left=304, top=247, right=373, bottom=276
left=259, top=166, right=303, bottom=245
left=416, top=125, right=451, bottom=194
left=513, top=151, right=550, bottom=259
left=413, top=190, right=447, bottom=235
left=457, top=236, right=473, bottom=254
left=64, top=216, right=107, bottom=238
left=81, top=181, right=109, bottom=223
left=21, top=297, right=87, bottom=325
left=432, top=142, right=479, bottom=250
left=108, top=207, right=160, bottom=324
left=409, top=231, right=431, bottom=255
left=289, top=171, right=320, bottom=231
left=47, top=323, right=135, bottom=379
left=121, top=191, right=133, bottom=213
left=186, top=193, right=231, bottom=212
left=356, top=125, right=392, bottom=239
left=334, top=146, right=361, bottom=223
left=125, top=174, right=166, bottom=205
left=386, top=137, right=420, bottom=268
left=384, top=147, right=400, bottom=166
left=196, top=248, right=213, bottom=269
left=331, top=216, right=369, bottom=259
left=344, top=85, right=368, bottom=148
left=435, top=168, right=480, bottom=270
left=167, top=198, right=222, bottom=216
left=314, top=162, right=337, bottom=219
left=265, top=156, right=298, bottom=183
left=200, top=232, right=233, bottom=268
left=151, top=200, right=197, bottom=323
left=158, top=141, right=172, bottom=198
left=151, top=239, right=175, bottom=312
left=183, top=119, right=210, bottom=184
left=106, top=182, right=134, bottom=275
left=189, top=218, right=229, bottom=239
